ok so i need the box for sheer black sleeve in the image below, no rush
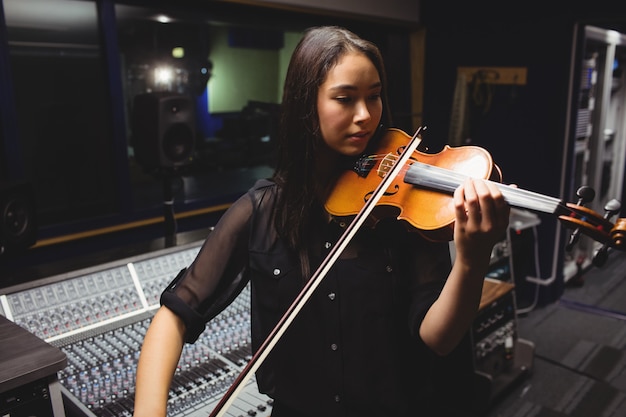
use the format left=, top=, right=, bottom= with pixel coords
left=160, top=180, right=272, bottom=343
left=404, top=234, right=453, bottom=340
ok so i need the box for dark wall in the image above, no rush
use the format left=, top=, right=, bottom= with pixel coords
left=417, top=3, right=618, bottom=303
left=420, top=3, right=626, bottom=189
left=420, top=7, right=572, bottom=190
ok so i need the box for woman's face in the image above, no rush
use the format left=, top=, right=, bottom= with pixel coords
left=317, top=52, right=383, bottom=156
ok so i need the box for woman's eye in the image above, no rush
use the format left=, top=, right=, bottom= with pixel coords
left=335, top=96, right=351, bottom=103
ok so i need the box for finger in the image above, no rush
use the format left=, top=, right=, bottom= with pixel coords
left=473, top=179, right=497, bottom=220
left=454, top=180, right=468, bottom=221
left=482, top=180, right=510, bottom=227
left=463, top=178, right=482, bottom=221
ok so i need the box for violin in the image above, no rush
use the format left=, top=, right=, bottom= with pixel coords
left=325, top=128, right=626, bottom=256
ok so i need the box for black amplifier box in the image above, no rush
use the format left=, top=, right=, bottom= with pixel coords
left=469, top=278, right=535, bottom=413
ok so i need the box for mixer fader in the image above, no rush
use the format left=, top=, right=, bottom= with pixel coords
left=0, top=242, right=273, bottom=417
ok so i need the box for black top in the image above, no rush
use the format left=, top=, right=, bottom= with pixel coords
left=161, top=179, right=465, bottom=417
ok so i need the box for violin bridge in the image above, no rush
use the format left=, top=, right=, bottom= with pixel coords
left=376, top=153, right=397, bottom=178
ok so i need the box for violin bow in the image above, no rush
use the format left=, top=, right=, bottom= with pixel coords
left=207, top=126, right=425, bottom=417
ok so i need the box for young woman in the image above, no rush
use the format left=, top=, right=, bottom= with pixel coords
left=133, top=26, right=510, bottom=417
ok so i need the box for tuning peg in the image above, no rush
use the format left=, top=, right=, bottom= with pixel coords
left=602, top=198, right=621, bottom=219
left=566, top=186, right=596, bottom=251
left=592, top=199, right=622, bottom=267
left=575, top=185, right=595, bottom=205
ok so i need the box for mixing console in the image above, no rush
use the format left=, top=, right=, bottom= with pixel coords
left=0, top=242, right=273, bottom=417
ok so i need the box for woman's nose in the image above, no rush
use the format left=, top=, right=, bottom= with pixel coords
left=354, top=100, right=371, bottom=124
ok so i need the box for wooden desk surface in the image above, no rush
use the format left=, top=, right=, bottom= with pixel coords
left=0, top=315, right=67, bottom=393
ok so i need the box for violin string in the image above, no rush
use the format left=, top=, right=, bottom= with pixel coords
left=365, top=146, right=607, bottom=227
left=364, top=151, right=570, bottom=215
left=402, top=161, right=562, bottom=215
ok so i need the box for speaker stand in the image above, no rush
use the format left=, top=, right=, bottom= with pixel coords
left=162, top=173, right=178, bottom=246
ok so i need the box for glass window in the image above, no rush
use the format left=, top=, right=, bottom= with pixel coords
left=2, top=0, right=411, bottom=237
left=115, top=4, right=298, bottom=211
left=3, top=0, right=117, bottom=227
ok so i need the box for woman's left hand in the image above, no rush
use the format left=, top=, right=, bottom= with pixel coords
left=452, top=178, right=510, bottom=267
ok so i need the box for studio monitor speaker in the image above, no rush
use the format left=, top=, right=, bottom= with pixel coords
left=132, top=92, right=196, bottom=169
left=0, top=181, right=37, bottom=253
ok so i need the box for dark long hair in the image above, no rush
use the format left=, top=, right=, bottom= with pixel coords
left=272, top=26, right=392, bottom=278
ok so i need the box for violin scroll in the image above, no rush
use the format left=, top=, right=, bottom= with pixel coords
left=560, top=188, right=625, bottom=266
left=610, top=218, right=626, bottom=249
left=591, top=199, right=622, bottom=266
